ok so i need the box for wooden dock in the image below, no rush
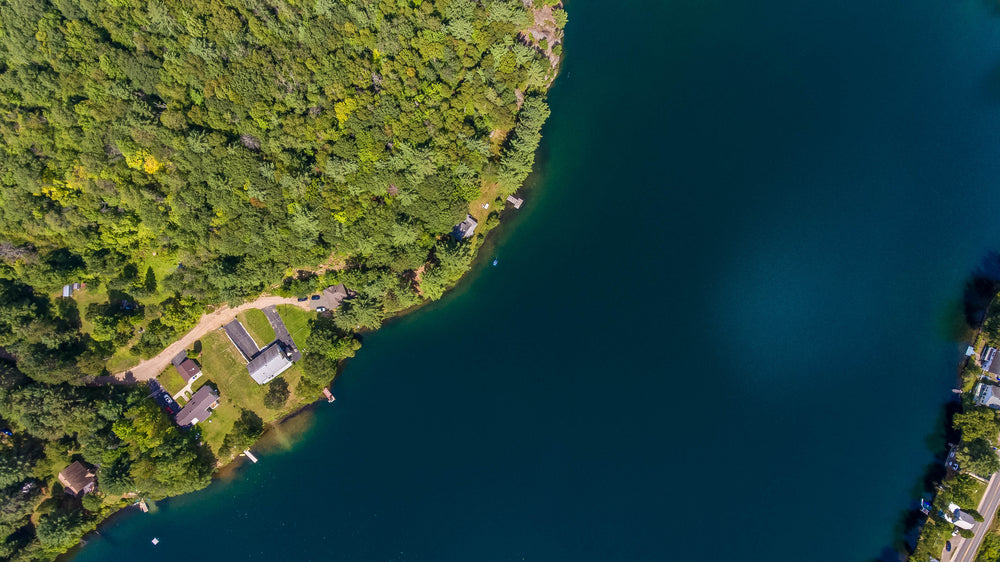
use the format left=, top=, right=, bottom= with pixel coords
left=243, top=449, right=258, bottom=463
left=323, top=387, right=336, bottom=403
left=506, top=195, right=523, bottom=209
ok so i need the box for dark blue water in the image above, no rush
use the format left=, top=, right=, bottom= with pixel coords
left=74, top=1, right=1000, bottom=560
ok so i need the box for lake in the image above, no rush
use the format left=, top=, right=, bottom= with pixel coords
left=73, top=0, right=1000, bottom=560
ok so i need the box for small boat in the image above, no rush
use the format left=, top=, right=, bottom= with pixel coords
left=492, top=258, right=498, bottom=266
left=151, top=538, right=159, bottom=545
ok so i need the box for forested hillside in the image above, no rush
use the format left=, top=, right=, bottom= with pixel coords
left=0, top=0, right=564, bottom=558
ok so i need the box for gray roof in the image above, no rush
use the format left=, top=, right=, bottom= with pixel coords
left=175, top=386, right=219, bottom=427
left=958, top=510, right=977, bottom=525
left=983, top=347, right=997, bottom=373
left=976, top=383, right=1000, bottom=410
left=247, top=342, right=293, bottom=385
left=452, top=215, right=478, bottom=239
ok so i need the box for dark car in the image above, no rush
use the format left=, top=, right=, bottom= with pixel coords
left=311, top=295, right=321, bottom=300
left=298, top=297, right=308, bottom=302
left=946, top=541, right=952, bottom=552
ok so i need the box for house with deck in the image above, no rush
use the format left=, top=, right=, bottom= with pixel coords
left=175, top=385, right=220, bottom=428
left=58, top=461, right=96, bottom=497
left=975, top=382, right=1000, bottom=410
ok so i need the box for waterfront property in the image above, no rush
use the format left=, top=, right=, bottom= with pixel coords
left=247, top=342, right=294, bottom=385
left=175, top=386, right=220, bottom=428
left=946, top=503, right=977, bottom=530
left=58, top=461, right=96, bottom=497
left=974, top=383, right=1000, bottom=410
left=452, top=215, right=478, bottom=240
left=983, top=347, right=999, bottom=375
left=174, top=358, right=202, bottom=384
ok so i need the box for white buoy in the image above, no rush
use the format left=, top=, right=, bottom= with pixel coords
left=152, top=538, right=159, bottom=545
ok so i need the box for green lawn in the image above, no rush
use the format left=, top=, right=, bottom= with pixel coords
left=173, top=330, right=311, bottom=457
left=276, top=305, right=314, bottom=347
left=237, top=308, right=275, bottom=347
left=158, top=366, right=186, bottom=395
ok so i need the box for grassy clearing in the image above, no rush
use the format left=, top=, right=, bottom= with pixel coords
left=158, top=367, right=186, bottom=395
left=276, top=305, right=313, bottom=347
left=237, top=308, right=276, bottom=347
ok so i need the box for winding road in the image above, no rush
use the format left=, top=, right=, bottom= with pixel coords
left=90, top=296, right=310, bottom=385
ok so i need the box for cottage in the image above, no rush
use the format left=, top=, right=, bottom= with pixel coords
left=58, top=461, right=96, bottom=497
left=175, top=386, right=220, bottom=427
left=948, top=503, right=977, bottom=530
left=983, top=347, right=999, bottom=375
left=451, top=215, right=478, bottom=240
left=322, top=283, right=356, bottom=310
left=247, top=342, right=294, bottom=385
left=975, top=383, right=1000, bottom=410
left=174, top=358, right=202, bottom=384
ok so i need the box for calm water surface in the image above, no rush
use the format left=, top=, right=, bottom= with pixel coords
left=74, top=0, right=1000, bottom=560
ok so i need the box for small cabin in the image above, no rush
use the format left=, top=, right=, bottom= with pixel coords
left=452, top=215, right=478, bottom=240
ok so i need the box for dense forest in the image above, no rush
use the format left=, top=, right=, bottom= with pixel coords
left=0, top=0, right=564, bottom=558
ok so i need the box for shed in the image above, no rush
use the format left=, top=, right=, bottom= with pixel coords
left=62, top=285, right=72, bottom=298
left=452, top=215, right=478, bottom=240
left=247, top=343, right=294, bottom=385
left=175, top=385, right=220, bottom=427
left=58, top=461, right=96, bottom=497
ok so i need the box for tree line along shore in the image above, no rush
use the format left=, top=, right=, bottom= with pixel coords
left=0, top=0, right=565, bottom=559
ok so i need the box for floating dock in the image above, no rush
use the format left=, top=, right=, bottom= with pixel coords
left=323, top=387, right=336, bottom=403
left=506, top=195, right=523, bottom=209
left=138, top=500, right=149, bottom=513
left=243, top=449, right=258, bottom=463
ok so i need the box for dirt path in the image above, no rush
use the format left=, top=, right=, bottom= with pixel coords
left=91, top=296, right=310, bottom=385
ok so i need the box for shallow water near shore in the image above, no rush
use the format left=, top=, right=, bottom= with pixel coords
left=72, top=1, right=1000, bottom=560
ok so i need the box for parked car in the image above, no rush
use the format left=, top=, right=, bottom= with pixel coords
left=316, top=306, right=327, bottom=312
left=297, top=297, right=308, bottom=302
left=311, top=294, right=321, bottom=300
left=946, top=541, right=952, bottom=552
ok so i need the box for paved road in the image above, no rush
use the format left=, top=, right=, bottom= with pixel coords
left=950, top=472, right=1000, bottom=562
left=223, top=320, right=259, bottom=361
left=262, top=305, right=302, bottom=361
left=88, top=296, right=311, bottom=384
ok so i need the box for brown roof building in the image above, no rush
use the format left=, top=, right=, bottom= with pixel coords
left=175, top=385, right=220, bottom=428
left=175, top=358, right=202, bottom=383
left=58, top=461, right=96, bottom=497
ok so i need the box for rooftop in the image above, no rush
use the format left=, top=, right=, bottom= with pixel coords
left=247, top=342, right=294, bottom=385
left=175, top=385, right=220, bottom=427
left=452, top=215, right=478, bottom=240
left=58, top=461, right=96, bottom=497
left=175, top=358, right=201, bottom=382
left=976, top=383, right=1000, bottom=410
